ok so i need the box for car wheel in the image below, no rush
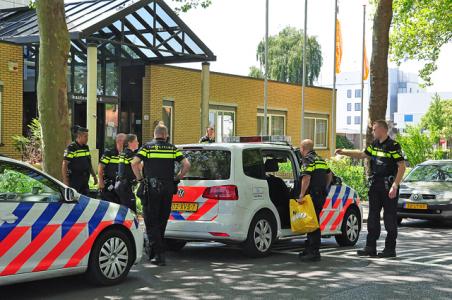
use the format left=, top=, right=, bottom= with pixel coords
left=335, top=207, right=361, bottom=247
left=397, top=217, right=404, bottom=226
left=165, top=238, right=187, bottom=252
left=242, top=211, right=276, bottom=257
left=87, top=228, right=133, bottom=286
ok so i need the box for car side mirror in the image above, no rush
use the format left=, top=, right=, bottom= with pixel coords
left=332, top=175, right=343, bottom=186
left=64, top=187, right=77, bottom=202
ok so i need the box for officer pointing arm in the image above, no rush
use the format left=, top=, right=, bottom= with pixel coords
left=336, top=120, right=406, bottom=258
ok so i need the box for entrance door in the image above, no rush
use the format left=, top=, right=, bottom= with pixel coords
left=72, top=101, right=119, bottom=154
left=120, top=66, right=144, bottom=143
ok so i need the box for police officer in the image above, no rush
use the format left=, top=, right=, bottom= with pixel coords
left=199, top=127, right=215, bottom=143
left=336, top=120, right=406, bottom=258
left=131, top=125, right=190, bottom=266
left=115, top=134, right=140, bottom=212
left=62, top=126, right=98, bottom=195
left=98, top=133, right=126, bottom=204
left=298, top=139, right=332, bottom=262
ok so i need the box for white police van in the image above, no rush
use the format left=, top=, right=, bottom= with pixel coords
left=0, top=156, right=143, bottom=286
left=165, top=136, right=363, bottom=257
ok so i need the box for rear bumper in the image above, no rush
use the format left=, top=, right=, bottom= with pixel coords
left=165, top=214, right=249, bottom=242
left=397, top=203, right=452, bottom=220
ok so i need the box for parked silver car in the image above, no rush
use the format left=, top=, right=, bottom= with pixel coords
left=397, top=160, right=452, bottom=224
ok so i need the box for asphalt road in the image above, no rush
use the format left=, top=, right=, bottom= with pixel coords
left=2, top=219, right=452, bottom=300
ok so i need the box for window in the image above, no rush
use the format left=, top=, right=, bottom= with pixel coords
left=242, top=149, right=265, bottom=180
left=178, top=150, right=231, bottom=180
left=347, top=89, right=352, bottom=98
left=262, top=150, right=300, bottom=199
left=354, top=116, right=361, bottom=125
left=0, top=162, right=63, bottom=203
left=355, top=103, right=361, bottom=111
left=355, top=89, right=362, bottom=98
left=347, top=103, right=352, bottom=111
left=162, top=100, right=174, bottom=143
left=404, top=114, right=413, bottom=122
left=304, top=113, right=329, bottom=149
left=257, top=111, right=286, bottom=136
left=209, top=106, right=236, bottom=142
left=347, top=116, right=351, bottom=125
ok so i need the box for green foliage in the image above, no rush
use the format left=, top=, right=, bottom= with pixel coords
left=249, top=66, right=264, bottom=79
left=420, top=95, right=452, bottom=143
left=391, top=0, right=452, bottom=86
left=328, top=157, right=368, bottom=201
left=336, top=135, right=355, bottom=150
left=252, top=27, right=323, bottom=85
left=396, top=124, right=436, bottom=167
left=0, top=170, right=44, bottom=194
left=11, top=119, right=42, bottom=164
left=171, top=0, right=212, bottom=12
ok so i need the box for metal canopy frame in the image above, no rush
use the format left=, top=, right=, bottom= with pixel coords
left=0, top=0, right=216, bottom=64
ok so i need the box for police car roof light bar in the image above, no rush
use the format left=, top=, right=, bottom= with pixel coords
left=223, top=135, right=292, bottom=146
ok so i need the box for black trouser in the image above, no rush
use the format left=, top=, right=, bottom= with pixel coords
left=143, top=180, right=174, bottom=254
left=115, top=179, right=136, bottom=212
left=69, top=174, right=90, bottom=195
left=306, top=188, right=327, bottom=254
left=366, top=180, right=398, bottom=251
left=100, top=178, right=120, bottom=204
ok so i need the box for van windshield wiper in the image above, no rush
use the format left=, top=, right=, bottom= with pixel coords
left=182, top=176, right=209, bottom=180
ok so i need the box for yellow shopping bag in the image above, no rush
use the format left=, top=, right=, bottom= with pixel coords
left=290, top=195, right=319, bottom=234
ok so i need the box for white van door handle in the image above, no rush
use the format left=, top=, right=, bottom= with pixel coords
left=1, top=214, right=18, bottom=224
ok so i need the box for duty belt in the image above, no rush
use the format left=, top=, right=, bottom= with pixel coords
left=369, top=175, right=395, bottom=190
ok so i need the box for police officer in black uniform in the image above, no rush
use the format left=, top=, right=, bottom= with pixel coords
left=132, top=125, right=190, bottom=266
left=336, top=120, right=406, bottom=258
left=199, top=127, right=215, bottom=143
left=98, top=133, right=126, bottom=204
left=115, top=134, right=140, bottom=212
left=62, top=126, right=98, bottom=195
left=298, top=139, right=332, bottom=262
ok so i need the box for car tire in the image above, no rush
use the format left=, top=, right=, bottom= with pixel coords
left=397, top=217, right=404, bottom=226
left=165, top=238, right=187, bottom=252
left=86, top=228, right=134, bottom=286
left=242, top=211, right=276, bottom=258
left=335, top=207, right=361, bottom=247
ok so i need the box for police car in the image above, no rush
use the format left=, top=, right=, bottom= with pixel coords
left=0, top=156, right=143, bottom=286
left=165, top=136, right=363, bottom=257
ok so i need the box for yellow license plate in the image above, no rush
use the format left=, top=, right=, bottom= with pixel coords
left=405, top=203, right=428, bottom=210
left=172, top=202, right=198, bottom=212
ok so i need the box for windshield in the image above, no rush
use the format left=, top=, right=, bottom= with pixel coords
left=404, top=163, right=452, bottom=182
left=176, top=149, right=231, bottom=180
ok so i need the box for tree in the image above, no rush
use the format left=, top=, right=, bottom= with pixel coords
left=420, top=95, right=452, bottom=143
left=36, top=0, right=71, bottom=180
left=366, top=0, right=393, bottom=146
left=34, top=0, right=212, bottom=180
left=248, top=66, right=264, bottom=79
left=390, top=0, right=452, bottom=86
left=397, top=125, right=436, bottom=166
left=250, top=27, right=323, bottom=85
left=336, top=135, right=355, bottom=150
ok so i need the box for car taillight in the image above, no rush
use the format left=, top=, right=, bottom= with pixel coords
left=202, top=185, right=239, bottom=200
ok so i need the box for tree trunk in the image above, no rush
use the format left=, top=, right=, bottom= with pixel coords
left=36, top=0, right=71, bottom=180
left=366, top=0, right=393, bottom=146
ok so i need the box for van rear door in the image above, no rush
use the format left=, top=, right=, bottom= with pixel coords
left=170, top=148, right=233, bottom=222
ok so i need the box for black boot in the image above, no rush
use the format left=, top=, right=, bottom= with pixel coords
left=151, top=253, right=166, bottom=266
left=357, top=246, right=377, bottom=257
left=299, top=251, right=321, bottom=263
left=378, top=249, right=396, bottom=258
